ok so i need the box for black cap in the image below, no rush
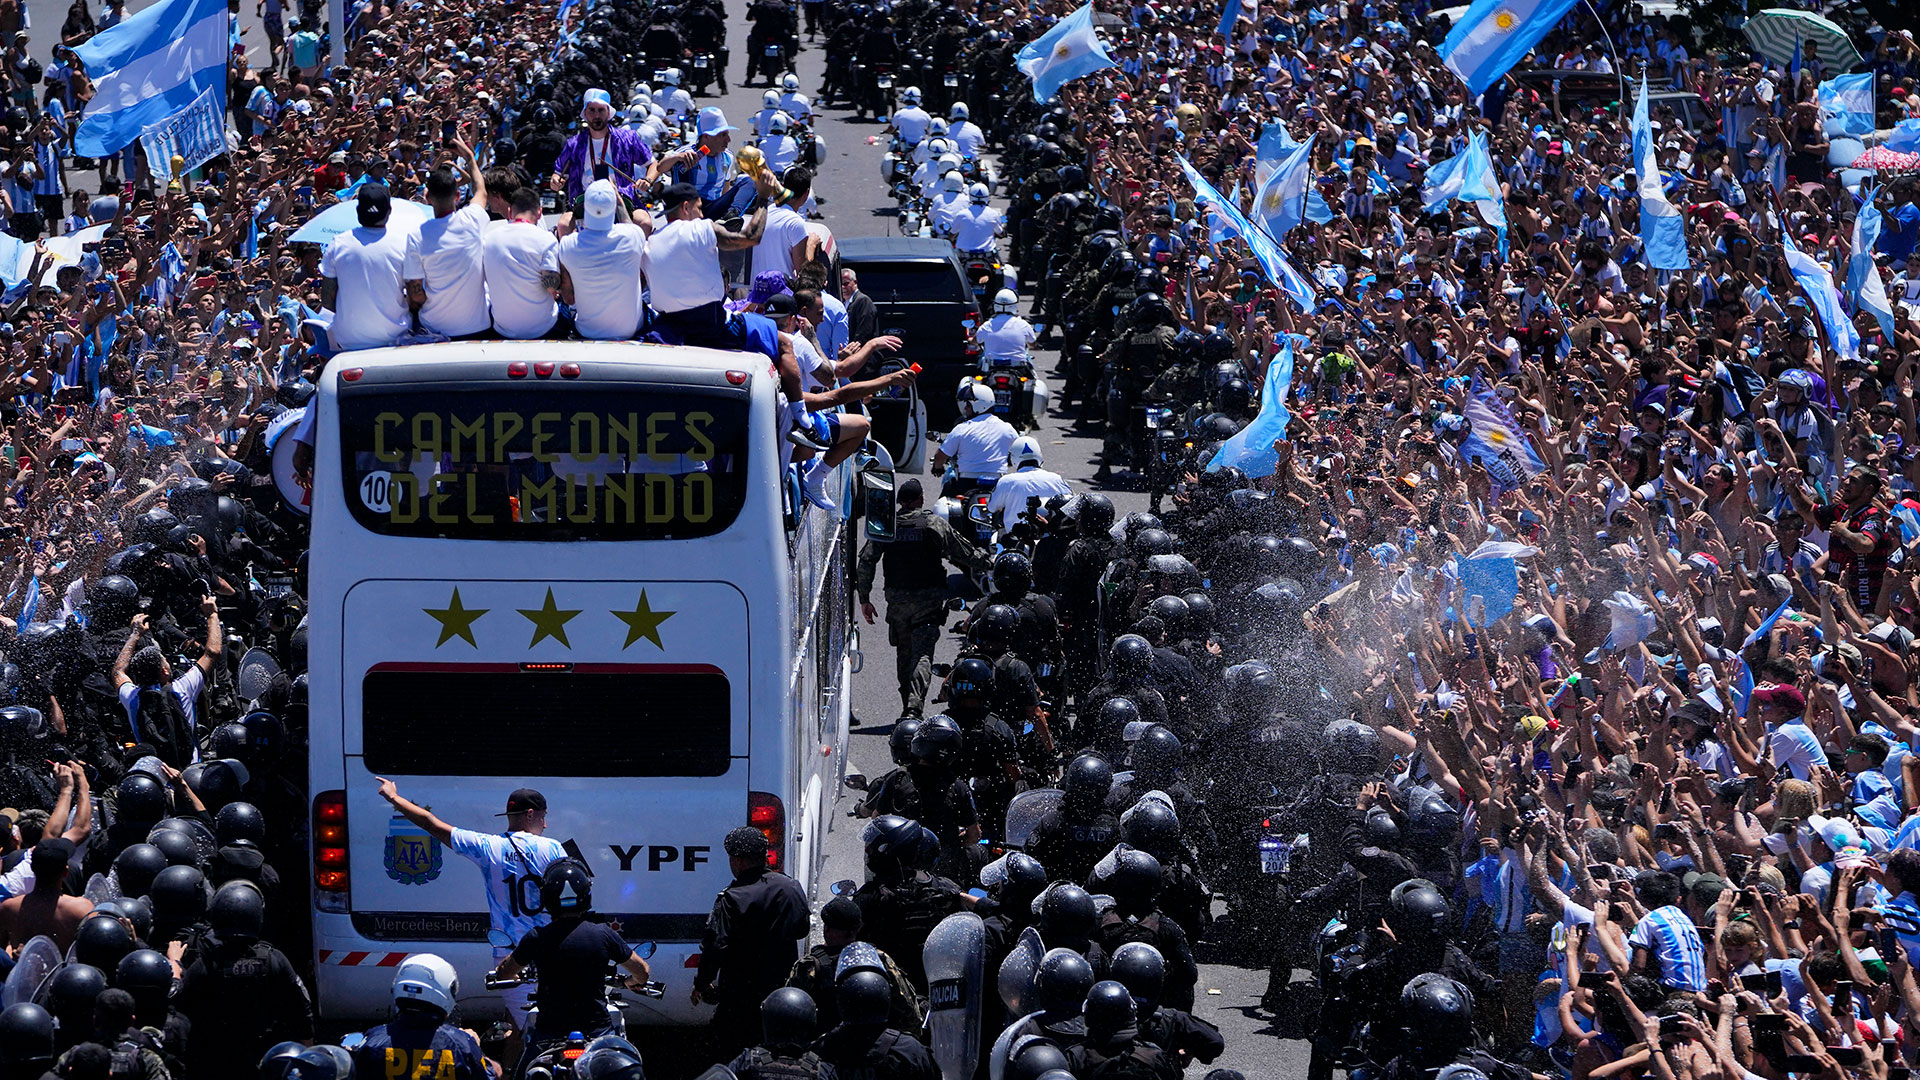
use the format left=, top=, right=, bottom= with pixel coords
left=763, top=292, right=799, bottom=317
left=724, top=826, right=769, bottom=856
left=498, top=788, right=546, bottom=816
left=356, top=182, right=392, bottom=227
left=661, top=182, right=701, bottom=211
left=897, top=477, right=924, bottom=503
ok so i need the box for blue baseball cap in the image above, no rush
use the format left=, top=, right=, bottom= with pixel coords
left=696, top=106, right=735, bottom=137
left=582, top=88, right=612, bottom=110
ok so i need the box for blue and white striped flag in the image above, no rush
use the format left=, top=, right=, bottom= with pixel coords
left=1782, top=230, right=1860, bottom=362
left=1422, top=129, right=1507, bottom=255
left=1016, top=3, right=1116, bottom=103
left=1206, top=337, right=1295, bottom=476
left=1439, top=0, right=1580, bottom=96
left=1254, top=121, right=1300, bottom=187
left=73, top=0, right=228, bottom=158
left=1252, top=134, right=1315, bottom=240
left=1849, top=186, right=1897, bottom=342
left=1817, top=72, right=1875, bottom=136
left=17, top=575, right=39, bottom=625
left=1216, top=0, right=1243, bottom=37
left=1178, top=155, right=1315, bottom=313
left=138, top=84, right=227, bottom=183
left=1631, top=77, right=1689, bottom=271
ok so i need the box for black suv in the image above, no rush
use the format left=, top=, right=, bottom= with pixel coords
left=838, top=237, right=982, bottom=431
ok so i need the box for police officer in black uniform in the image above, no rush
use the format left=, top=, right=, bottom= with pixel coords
left=785, top=897, right=923, bottom=1034
left=852, top=816, right=964, bottom=992
left=0, top=1002, right=54, bottom=1080
left=1028, top=754, right=1121, bottom=886
left=980, top=552, right=1063, bottom=698
left=493, top=860, right=654, bottom=1058
left=726, top=987, right=834, bottom=1080
left=938, top=659, right=1023, bottom=835
left=1092, top=848, right=1198, bottom=1011
left=1098, top=291, right=1178, bottom=482
left=1065, top=981, right=1181, bottom=1080
left=697, top=827, right=811, bottom=1058
left=856, top=478, right=987, bottom=718
left=1051, top=494, right=1116, bottom=704
left=173, top=881, right=312, bottom=1077
left=811, top=969, right=938, bottom=1080
left=1378, top=974, right=1530, bottom=1080
left=1110, top=943, right=1224, bottom=1070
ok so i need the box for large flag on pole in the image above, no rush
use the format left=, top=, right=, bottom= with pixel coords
left=1206, top=337, right=1295, bottom=476
left=1848, top=186, right=1897, bottom=342
left=1177, top=155, right=1315, bottom=313
left=73, top=0, right=229, bottom=158
left=1421, top=129, right=1508, bottom=255
left=1252, top=135, right=1315, bottom=241
left=1439, top=0, right=1580, bottom=97
left=1016, top=3, right=1116, bottom=103
left=1817, top=72, right=1875, bottom=136
left=1782, top=230, right=1861, bottom=362
left=1631, top=77, right=1690, bottom=271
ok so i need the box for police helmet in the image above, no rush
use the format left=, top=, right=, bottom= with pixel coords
left=148, top=829, right=203, bottom=871
left=1000, top=851, right=1048, bottom=902
left=1216, top=377, right=1252, bottom=417
left=1109, top=943, right=1165, bottom=1007
left=1145, top=595, right=1189, bottom=638
left=72, top=913, right=134, bottom=973
left=577, top=1042, right=646, bottom=1080
left=769, top=111, right=790, bottom=134
left=1408, top=789, right=1462, bottom=844
left=92, top=898, right=151, bottom=945
left=1127, top=291, right=1170, bottom=327
left=215, top=802, right=267, bottom=848
left=1104, top=249, right=1137, bottom=283
left=0, top=706, right=45, bottom=743
left=1132, top=725, right=1184, bottom=777
left=391, top=952, right=459, bottom=1017
left=910, top=714, right=964, bottom=767
left=184, top=758, right=247, bottom=811
left=208, top=722, right=251, bottom=763
left=1133, top=266, right=1165, bottom=295
left=1077, top=493, right=1115, bottom=535
left=208, top=880, right=266, bottom=939
left=113, top=950, right=172, bottom=995
left=992, top=288, right=1020, bottom=315
left=116, top=773, right=168, bottom=826
left=1130, top=527, right=1175, bottom=559
left=761, top=986, right=818, bottom=1048
left=837, top=969, right=892, bottom=1025
left=1108, top=848, right=1163, bottom=911
left=969, top=603, right=1020, bottom=654
left=1121, top=511, right=1162, bottom=540
left=88, top=574, right=140, bottom=620
left=1006, top=1038, right=1072, bottom=1080
left=1172, top=328, right=1203, bottom=360
left=945, top=659, right=993, bottom=706
left=1386, top=882, right=1451, bottom=942
left=929, top=118, right=949, bottom=138
left=1098, top=696, right=1141, bottom=738
left=1034, top=948, right=1095, bottom=1015
left=901, top=86, right=922, bottom=105
left=950, top=102, right=970, bottom=120
left=1059, top=164, right=1086, bottom=190
left=1083, top=981, right=1135, bottom=1034
left=130, top=509, right=179, bottom=544
left=1008, top=436, right=1044, bottom=471
left=1400, top=973, right=1474, bottom=1055
left=1321, top=719, right=1381, bottom=773
left=957, top=378, right=996, bottom=419
left=1120, top=800, right=1180, bottom=854
left=1194, top=413, right=1239, bottom=443
left=991, top=551, right=1032, bottom=596
left=969, top=182, right=991, bottom=204
left=887, top=716, right=923, bottom=766
left=540, top=859, right=594, bottom=916
left=0, top=1003, right=54, bottom=1067
left=941, top=170, right=966, bottom=194
left=241, top=710, right=287, bottom=764
left=1201, top=330, right=1235, bottom=362
left=259, top=1041, right=308, bottom=1077
left=763, top=89, right=780, bottom=107
left=42, top=963, right=107, bottom=1028
left=1064, top=753, right=1114, bottom=805
left=782, top=72, right=800, bottom=92
left=660, top=68, right=681, bottom=86
left=148, top=865, right=208, bottom=928
left=1277, top=536, right=1321, bottom=577
left=1364, top=805, right=1401, bottom=848
left=1109, top=635, right=1152, bottom=681
left=861, top=815, right=926, bottom=863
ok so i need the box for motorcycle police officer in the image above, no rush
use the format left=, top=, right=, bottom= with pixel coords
left=1098, top=291, right=1179, bottom=482
left=696, top=827, right=811, bottom=1057
left=855, top=478, right=989, bottom=717
left=354, top=954, right=491, bottom=1080
left=491, top=860, right=654, bottom=1056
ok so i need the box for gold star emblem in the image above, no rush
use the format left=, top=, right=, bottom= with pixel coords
left=518, top=588, right=582, bottom=649
left=611, top=591, right=676, bottom=650
left=424, top=588, right=488, bottom=648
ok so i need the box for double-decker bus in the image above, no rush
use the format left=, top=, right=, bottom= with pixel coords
left=304, top=341, right=874, bottom=1023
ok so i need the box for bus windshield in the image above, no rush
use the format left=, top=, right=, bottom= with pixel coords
left=337, top=385, right=750, bottom=541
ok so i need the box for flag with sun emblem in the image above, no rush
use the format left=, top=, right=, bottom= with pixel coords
left=1439, top=0, right=1579, bottom=96
left=1016, top=3, right=1116, bottom=103
left=1252, top=134, right=1315, bottom=241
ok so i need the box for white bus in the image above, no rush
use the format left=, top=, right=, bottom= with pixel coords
left=305, top=341, right=881, bottom=1025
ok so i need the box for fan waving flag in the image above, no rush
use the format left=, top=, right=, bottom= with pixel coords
left=1177, top=155, right=1315, bottom=313
left=1782, top=231, right=1861, bottom=362
left=1421, top=129, right=1507, bottom=255
left=1631, top=77, right=1690, bottom=271
left=1439, top=0, right=1580, bottom=97
left=1252, top=134, right=1315, bottom=241
left=1848, top=186, right=1897, bottom=342
left=1016, top=3, right=1116, bottom=103
left=1206, top=337, right=1295, bottom=477
left=73, top=0, right=229, bottom=158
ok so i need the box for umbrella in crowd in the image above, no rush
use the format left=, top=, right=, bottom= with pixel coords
left=1741, top=8, right=1864, bottom=72
left=1849, top=145, right=1920, bottom=172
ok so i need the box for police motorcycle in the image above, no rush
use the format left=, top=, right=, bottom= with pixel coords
left=972, top=289, right=1047, bottom=430
left=483, top=942, right=664, bottom=1080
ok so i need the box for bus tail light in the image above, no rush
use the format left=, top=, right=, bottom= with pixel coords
left=748, top=792, right=785, bottom=872
left=560, top=363, right=581, bottom=378
left=534, top=361, right=555, bottom=377
left=313, top=790, right=348, bottom=910
left=507, top=362, right=529, bottom=378
left=726, top=370, right=749, bottom=386
left=340, top=368, right=364, bottom=383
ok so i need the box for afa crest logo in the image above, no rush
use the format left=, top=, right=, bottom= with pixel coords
left=385, top=815, right=443, bottom=885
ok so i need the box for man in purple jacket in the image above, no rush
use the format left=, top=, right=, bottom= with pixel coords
left=551, top=88, right=655, bottom=207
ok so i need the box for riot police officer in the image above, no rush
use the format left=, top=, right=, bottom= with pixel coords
left=864, top=716, right=980, bottom=881
left=939, top=659, right=1024, bottom=834
left=811, top=970, right=938, bottom=1080
left=1079, top=636, right=1171, bottom=747
left=1110, top=944, right=1224, bottom=1070
left=1029, top=754, right=1121, bottom=886
left=785, top=897, right=923, bottom=1033
left=1098, top=292, right=1178, bottom=482
left=697, top=828, right=812, bottom=1057
left=727, top=987, right=834, bottom=1080
left=353, top=954, right=491, bottom=1080
left=1092, top=848, right=1198, bottom=1010
left=852, top=817, right=964, bottom=992
left=1065, top=982, right=1181, bottom=1080
left=1378, top=974, right=1529, bottom=1080
left=855, top=478, right=988, bottom=717
left=1051, top=494, right=1117, bottom=702
left=174, top=882, right=313, bottom=1077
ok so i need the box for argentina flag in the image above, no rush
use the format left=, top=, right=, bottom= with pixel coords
left=73, top=0, right=229, bottom=158
left=1440, top=0, right=1580, bottom=97
left=1631, top=78, right=1689, bottom=271
left=1206, top=337, right=1296, bottom=477
left=1817, top=72, right=1875, bottom=137
left=1016, top=3, right=1116, bottom=103
left=1252, top=135, right=1315, bottom=240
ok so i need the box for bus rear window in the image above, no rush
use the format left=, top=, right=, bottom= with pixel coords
left=362, top=669, right=732, bottom=777
left=337, top=387, right=749, bottom=540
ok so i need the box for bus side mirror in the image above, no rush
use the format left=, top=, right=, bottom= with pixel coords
left=860, top=455, right=896, bottom=542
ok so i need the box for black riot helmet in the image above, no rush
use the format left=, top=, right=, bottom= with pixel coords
left=1037, top=884, right=1096, bottom=942
left=215, top=802, right=267, bottom=848
left=836, top=969, right=892, bottom=1025
left=1363, top=806, right=1401, bottom=848
left=997, top=851, right=1048, bottom=906
left=968, top=603, right=1019, bottom=655
left=1145, top=595, right=1189, bottom=637
left=1097, top=697, right=1141, bottom=738
left=576, top=1043, right=646, bottom=1080
left=43, top=964, right=107, bottom=1030
left=1109, top=943, right=1165, bottom=1008
left=909, top=714, right=964, bottom=768
left=115, top=773, right=168, bottom=827
left=207, top=880, right=266, bottom=940
left=862, top=815, right=932, bottom=870
left=1386, top=883, right=1452, bottom=942
left=1129, top=527, right=1174, bottom=558
left=1408, top=789, right=1463, bottom=845
left=1107, top=848, right=1163, bottom=912
left=887, top=716, right=923, bottom=766
left=1063, top=753, right=1114, bottom=812
left=1132, top=266, right=1165, bottom=296
left=991, top=551, right=1033, bottom=597
left=1127, top=291, right=1171, bottom=328
left=207, top=721, right=251, bottom=762
left=1120, top=800, right=1180, bottom=854
left=129, top=509, right=178, bottom=544
left=539, top=859, right=593, bottom=916
left=1401, top=973, right=1475, bottom=1056
left=1120, top=512, right=1162, bottom=542
left=1172, top=329, right=1203, bottom=360
left=1132, top=726, right=1183, bottom=778
left=148, top=865, right=207, bottom=928
left=1077, top=493, right=1115, bottom=535
left=0, top=1003, right=54, bottom=1067
left=72, top=913, right=134, bottom=973
left=0, top=706, right=45, bottom=745
left=1179, top=591, right=1214, bottom=630
left=1035, top=948, right=1095, bottom=1017
left=1082, top=981, right=1135, bottom=1035
left=947, top=657, right=994, bottom=703
left=1322, top=719, right=1381, bottom=773
left=1109, top=635, right=1152, bottom=681
left=1278, top=535, right=1322, bottom=577
left=1006, top=1038, right=1073, bottom=1080
left=760, top=986, right=818, bottom=1048
left=1201, top=330, right=1235, bottom=362
left=1058, top=164, right=1086, bottom=190
left=148, top=830, right=202, bottom=871
left=183, top=759, right=246, bottom=811
left=114, top=950, right=172, bottom=996
left=88, top=575, right=140, bottom=623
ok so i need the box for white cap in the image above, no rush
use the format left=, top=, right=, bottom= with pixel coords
left=582, top=179, right=618, bottom=231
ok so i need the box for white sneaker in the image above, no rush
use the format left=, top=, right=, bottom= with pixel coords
left=802, top=459, right=837, bottom=511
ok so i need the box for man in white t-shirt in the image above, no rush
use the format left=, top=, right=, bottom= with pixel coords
left=483, top=186, right=562, bottom=339
left=754, top=166, right=817, bottom=281
left=374, top=783, right=567, bottom=1044
left=405, top=139, right=491, bottom=339
left=110, top=600, right=220, bottom=765
left=559, top=180, right=647, bottom=340
left=320, top=184, right=412, bottom=351
left=642, top=176, right=780, bottom=347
